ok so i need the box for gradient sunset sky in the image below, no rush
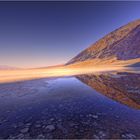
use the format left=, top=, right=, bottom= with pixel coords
left=0, top=1, right=140, bottom=68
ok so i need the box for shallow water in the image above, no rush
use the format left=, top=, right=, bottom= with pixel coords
left=0, top=72, right=140, bottom=139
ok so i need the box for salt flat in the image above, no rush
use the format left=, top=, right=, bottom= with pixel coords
left=0, top=63, right=139, bottom=83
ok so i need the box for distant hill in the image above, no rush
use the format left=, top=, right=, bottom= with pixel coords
left=0, top=65, right=20, bottom=70
left=67, top=19, right=140, bottom=67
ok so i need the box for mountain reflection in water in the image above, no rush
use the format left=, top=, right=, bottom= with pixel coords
left=77, top=72, right=140, bottom=110
left=0, top=72, right=140, bottom=139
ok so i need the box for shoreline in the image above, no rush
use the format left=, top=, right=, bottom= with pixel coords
left=0, top=65, right=139, bottom=84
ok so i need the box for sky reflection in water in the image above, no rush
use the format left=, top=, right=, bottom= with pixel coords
left=0, top=71, right=140, bottom=139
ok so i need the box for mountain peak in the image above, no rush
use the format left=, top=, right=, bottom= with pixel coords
left=67, top=19, right=140, bottom=65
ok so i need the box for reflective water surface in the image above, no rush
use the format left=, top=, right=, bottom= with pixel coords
left=0, top=72, right=140, bottom=139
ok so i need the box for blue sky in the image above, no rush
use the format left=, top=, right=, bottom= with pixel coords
left=0, top=1, right=140, bottom=68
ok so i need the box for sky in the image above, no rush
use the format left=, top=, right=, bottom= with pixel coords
left=0, top=1, right=140, bottom=68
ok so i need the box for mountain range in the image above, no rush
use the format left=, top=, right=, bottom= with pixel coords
left=66, top=19, right=140, bottom=67
left=0, top=65, right=19, bottom=70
